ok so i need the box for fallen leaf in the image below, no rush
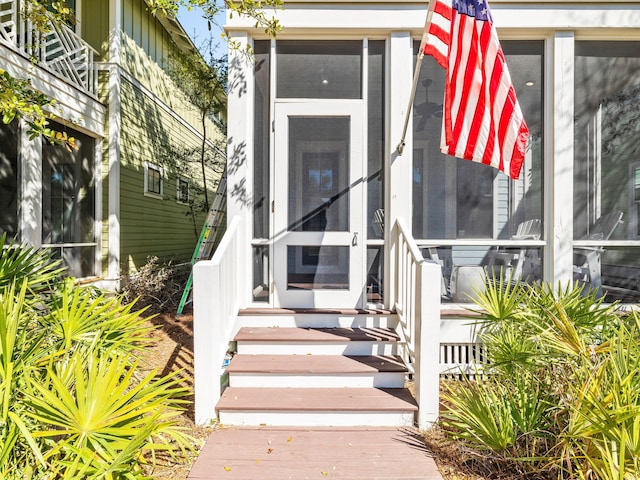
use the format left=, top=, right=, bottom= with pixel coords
left=267, top=448, right=273, bottom=454
left=287, top=436, right=293, bottom=442
left=256, top=458, right=261, bottom=464
left=224, top=466, right=231, bottom=472
left=321, top=471, right=328, bottom=476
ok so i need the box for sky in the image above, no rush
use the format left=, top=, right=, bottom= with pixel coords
left=177, top=5, right=228, bottom=58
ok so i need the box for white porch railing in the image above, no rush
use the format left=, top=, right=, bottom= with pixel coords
left=192, top=216, right=242, bottom=425
left=0, top=0, right=97, bottom=95
left=393, top=217, right=442, bottom=429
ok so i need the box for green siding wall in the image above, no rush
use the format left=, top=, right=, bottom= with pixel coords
left=81, top=0, right=109, bottom=60
left=93, top=0, right=226, bottom=279
left=118, top=77, right=221, bottom=273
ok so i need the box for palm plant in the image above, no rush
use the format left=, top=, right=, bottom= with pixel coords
left=0, top=233, right=64, bottom=293
left=440, top=278, right=640, bottom=478
left=0, top=237, right=195, bottom=478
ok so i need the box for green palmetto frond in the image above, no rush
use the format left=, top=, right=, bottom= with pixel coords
left=470, top=269, right=530, bottom=330
left=42, top=283, right=155, bottom=355
left=25, top=352, right=193, bottom=478
left=441, top=375, right=518, bottom=452
left=563, top=315, right=640, bottom=479
left=0, top=233, right=65, bottom=294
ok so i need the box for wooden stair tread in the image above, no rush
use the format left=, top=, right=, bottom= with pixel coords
left=239, top=307, right=395, bottom=316
left=234, top=327, right=400, bottom=343
left=227, top=355, right=408, bottom=374
left=217, top=387, right=418, bottom=411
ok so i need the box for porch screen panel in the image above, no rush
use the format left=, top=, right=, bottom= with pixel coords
left=276, top=41, right=362, bottom=99
left=0, top=121, right=18, bottom=240
left=412, top=40, right=544, bottom=298
left=412, top=40, right=543, bottom=241
left=367, top=41, right=385, bottom=239
left=574, top=41, right=640, bottom=302
left=253, top=40, right=270, bottom=240
left=574, top=41, right=640, bottom=241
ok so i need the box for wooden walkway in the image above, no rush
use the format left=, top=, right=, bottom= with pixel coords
left=187, top=426, right=443, bottom=479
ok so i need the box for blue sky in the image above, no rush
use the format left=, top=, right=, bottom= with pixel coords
left=177, top=5, right=228, bottom=57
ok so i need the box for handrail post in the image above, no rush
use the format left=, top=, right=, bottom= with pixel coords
left=415, top=260, right=442, bottom=429
left=193, top=216, right=242, bottom=425
left=393, top=217, right=441, bottom=430
left=193, top=258, right=221, bottom=425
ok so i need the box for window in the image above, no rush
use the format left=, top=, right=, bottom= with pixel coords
left=144, top=162, right=163, bottom=198
left=0, top=121, right=19, bottom=240
left=42, top=122, right=96, bottom=278
left=176, top=176, right=189, bottom=204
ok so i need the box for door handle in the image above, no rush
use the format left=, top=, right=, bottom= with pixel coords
left=352, top=232, right=358, bottom=246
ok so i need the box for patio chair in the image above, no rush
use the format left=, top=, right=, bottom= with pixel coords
left=450, top=218, right=542, bottom=302
left=484, top=218, right=542, bottom=283
left=573, top=210, right=624, bottom=297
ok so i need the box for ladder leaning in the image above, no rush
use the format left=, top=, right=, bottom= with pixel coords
left=177, top=169, right=227, bottom=315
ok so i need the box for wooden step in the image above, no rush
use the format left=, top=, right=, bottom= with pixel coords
left=216, top=387, right=418, bottom=427
left=236, top=309, right=399, bottom=329
left=226, top=354, right=408, bottom=388
left=234, top=327, right=400, bottom=355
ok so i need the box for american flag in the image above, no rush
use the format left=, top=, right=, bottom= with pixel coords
left=422, top=0, right=529, bottom=180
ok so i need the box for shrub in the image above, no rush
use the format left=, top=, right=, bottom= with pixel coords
left=440, top=277, right=640, bottom=479
left=121, top=256, right=191, bottom=313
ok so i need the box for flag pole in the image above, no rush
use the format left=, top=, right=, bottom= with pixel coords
left=396, top=1, right=437, bottom=155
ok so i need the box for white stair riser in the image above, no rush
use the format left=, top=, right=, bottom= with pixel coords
left=236, top=315, right=398, bottom=329
left=228, top=372, right=406, bottom=388
left=236, top=342, right=397, bottom=356
left=218, top=410, right=415, bottom=427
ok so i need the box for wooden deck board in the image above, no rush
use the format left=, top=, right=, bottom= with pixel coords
left=227, top=355, right=408, bottom=374
left=217, top=387, right=418, bottom=411
left=234, top=327, right=400, bottom=343
left=187, top=426, right=443, bottom=479
left=239, top=307, right=395, bottom=316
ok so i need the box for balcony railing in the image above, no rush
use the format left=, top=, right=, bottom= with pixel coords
left=0, top=0, right=97, bottom=95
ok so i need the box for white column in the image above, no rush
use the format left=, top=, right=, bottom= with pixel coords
left=386, top=32, right=414, bottom=308
left=19, top=121, right=42, bottom=246
left=106, top=0, right=122, bottom=290
left=549, top=32, right=574, bottom=286
left=226, top=32, right=254, bottom=306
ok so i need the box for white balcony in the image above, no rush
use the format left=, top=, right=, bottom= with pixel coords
left=0, top=0, right=96, bottom=95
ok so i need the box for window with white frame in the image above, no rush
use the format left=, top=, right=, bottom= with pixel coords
left=176, top=176, right=190, bottom=204
left=144, top=162, right=163, bottom=198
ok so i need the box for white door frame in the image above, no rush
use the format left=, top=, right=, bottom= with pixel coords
left=273, top=100, right=366, bottom=308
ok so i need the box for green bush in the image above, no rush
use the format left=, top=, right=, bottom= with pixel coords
left=441, top=276, right=640, bottom=479
left=0, top=234, right=193, bottom=479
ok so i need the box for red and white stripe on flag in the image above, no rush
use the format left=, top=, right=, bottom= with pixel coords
left=423, top=0, right=452, bottom=69
left=422, top=0, right=529, bottom=180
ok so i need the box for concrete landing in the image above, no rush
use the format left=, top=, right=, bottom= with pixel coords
left=187, top=426, right=444, bottom=480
